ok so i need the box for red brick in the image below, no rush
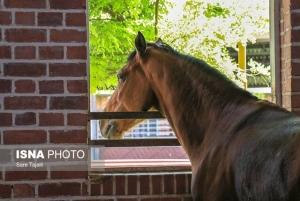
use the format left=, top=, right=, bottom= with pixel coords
left=67, top=113, right=88, bottom=126
left=127, top=175, right=137, bottom=195
left=292, top=62, right=300, bottom=76
left=5, top=171, right=47, bottom=181
left=38, top=182, right=81, bottom=197
left=164, top=175, right=174, bottom=194
left=117, top=199, right=137, bottom=201
left=115, top=176, right=125, bottom=195
left=187, top=174, right=192, bottom=193
left=50, top=29, right=87, bottom=42
left=38, top=12, right=63, bottom=26
left=49, top=63, right=86, bottom=77
left=175, top=174, right=186, bottom=194
left=291, top=13, right=300, bottom=27
left=140, top=175, right=150, bottom=195
left=291, top=78, right=300, bottom=92
left=0, top=184, right=11, bottom=198
left=0, top=79, right=11, bottom=93
left=292, top=46, right=300, bottom=60
left=15, top=46, right=36, bottom=59
left=141, top=198, right=180, bottom=201
left=90, top=184, right=101, bottom=196
left=49, top=0, right=86, bottom=9
left=102, top=176, right=113, bottom=195
left=15, top=80, right=35, bottom=93
left=13, top=184, right=34, bottom=198
left=82, top=183, right=88, bottom=196
left=4, top=63, right=46, bottom=77
left=0, top=11, right=12, bottom=25
left=39, top=113, right=64, bottom=126
left=4, top=0, right=46, bottom=8
left=39, top=46, right=64, bottom=59
left=291, top=94, right=300, bottom=108
left=291, top=1, right=300, bottom=9
left=0, top=113, right=12, bottom=127
left=50, top=96, right=88, bottom=109
left=152, top=175, right=162, bottom=194
left=6, top=29, right=46, bottom=42
left=183, top=196, right=193, bottom=201
left=15, top=12, right=35, bottom=25
left=4, top=96, right=46, bottom=109
left=3, top=130, right=46, bottom=144
left=67, top=46, right=87, bottom=59
left=292, top=30, right=300, bottom=42
left=49, top=130, right=87, bottom=143
left=15, top=112, right=36, bottom=125
left=0, top=46, right=11, bottom=59
left=50, top=171, right=87, bottom=179
left=66, top=13, right=86, bottom=26
left=39, top=80, right=64, bottom=94
left=67, top=80, right=87, bottom=93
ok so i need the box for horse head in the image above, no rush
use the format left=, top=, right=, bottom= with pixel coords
left=99, top=32, right=159, bottom=139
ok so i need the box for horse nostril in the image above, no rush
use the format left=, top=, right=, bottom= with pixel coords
left=105, top=124, right=113, bottom=135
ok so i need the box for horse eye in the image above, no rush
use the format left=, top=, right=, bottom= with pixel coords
left=117, top=73, right=126, bottom=83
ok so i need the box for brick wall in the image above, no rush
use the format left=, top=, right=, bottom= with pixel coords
left=0, top=0, right=89, bottom=199
left=280, top=0, right=300, bottom=115
left=90, top=173, right=192, bottom=201
left=0, top=0, right=192, bottom=200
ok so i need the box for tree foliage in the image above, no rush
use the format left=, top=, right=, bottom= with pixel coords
left=89, top=0, right=269, bottom=93
left=89, top=0, right=167, bottom=93
left=158, top=0, right=269, bottom=86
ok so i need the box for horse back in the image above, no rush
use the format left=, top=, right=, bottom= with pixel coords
left=231, top=107, right=300, bottom=201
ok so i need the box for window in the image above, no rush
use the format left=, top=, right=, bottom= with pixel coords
left=88, top=0, right=276, bottom=172
left=89, top=91, right=189, bottom=172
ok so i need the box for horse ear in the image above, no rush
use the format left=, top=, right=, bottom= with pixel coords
left=155, top=38, right=163, bottom=45
left=135, top=31, right=146, bottom=56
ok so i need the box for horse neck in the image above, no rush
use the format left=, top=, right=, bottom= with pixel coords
left=142, top=51, right=258, bottom=162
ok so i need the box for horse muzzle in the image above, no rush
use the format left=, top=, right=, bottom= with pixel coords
left=99, top=120, right=120, bottom=139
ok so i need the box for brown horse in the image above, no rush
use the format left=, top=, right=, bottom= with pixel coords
left=100, top=32, right=300, bottom=201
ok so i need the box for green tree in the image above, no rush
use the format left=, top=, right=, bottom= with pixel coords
left=89, top=0, right=269, bottom=92
left=89, top=0, right=167, bottom=93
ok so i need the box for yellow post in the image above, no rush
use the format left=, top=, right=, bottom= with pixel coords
left=238, top=42, right=247, bottom=89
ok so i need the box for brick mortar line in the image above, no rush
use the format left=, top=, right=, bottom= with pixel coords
left=292, top=26, right=300, bottom=30
left=83, top=194, right=192, bottom=199
left=62, top=12, right=66, bottom=27
left=0, top=42, right=87, bottom=46
left=0, top=41, right=88, bottom=47
left=291, top=9, right=300, bottom=13
left=292, top=42, right=300, bottom=46
left=0, top=179, right=87, bottom=185
left=0, top=93, right=88, bottom=97
left=0, top=77, right=87, bottom=81
left=1, top=25, right=87, bottom=30
left=0, top=195, right=191, bottom=201
left=0, top=126, right=86, bottom=130
left=125, top=175, right=128, bottom=195
left=185, top=174, right=189, bottom=194
left=0, top=8, right=86, bottom=13
left=292, top=59, right=300, bottom=63
left=11, top=10, right=15, bottom=25
left=0, top=59, right=87, bottom=63
left=0, top=109, right=89, bottom=113
left=46, top=29, right=50, bottom=43
left=0, top=144, right=87, bottom=149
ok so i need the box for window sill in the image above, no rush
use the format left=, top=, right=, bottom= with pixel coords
left=90, top=159, right=191, bottom=173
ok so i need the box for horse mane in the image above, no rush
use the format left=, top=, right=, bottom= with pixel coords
left=128, top=41, right=257, bottom=105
